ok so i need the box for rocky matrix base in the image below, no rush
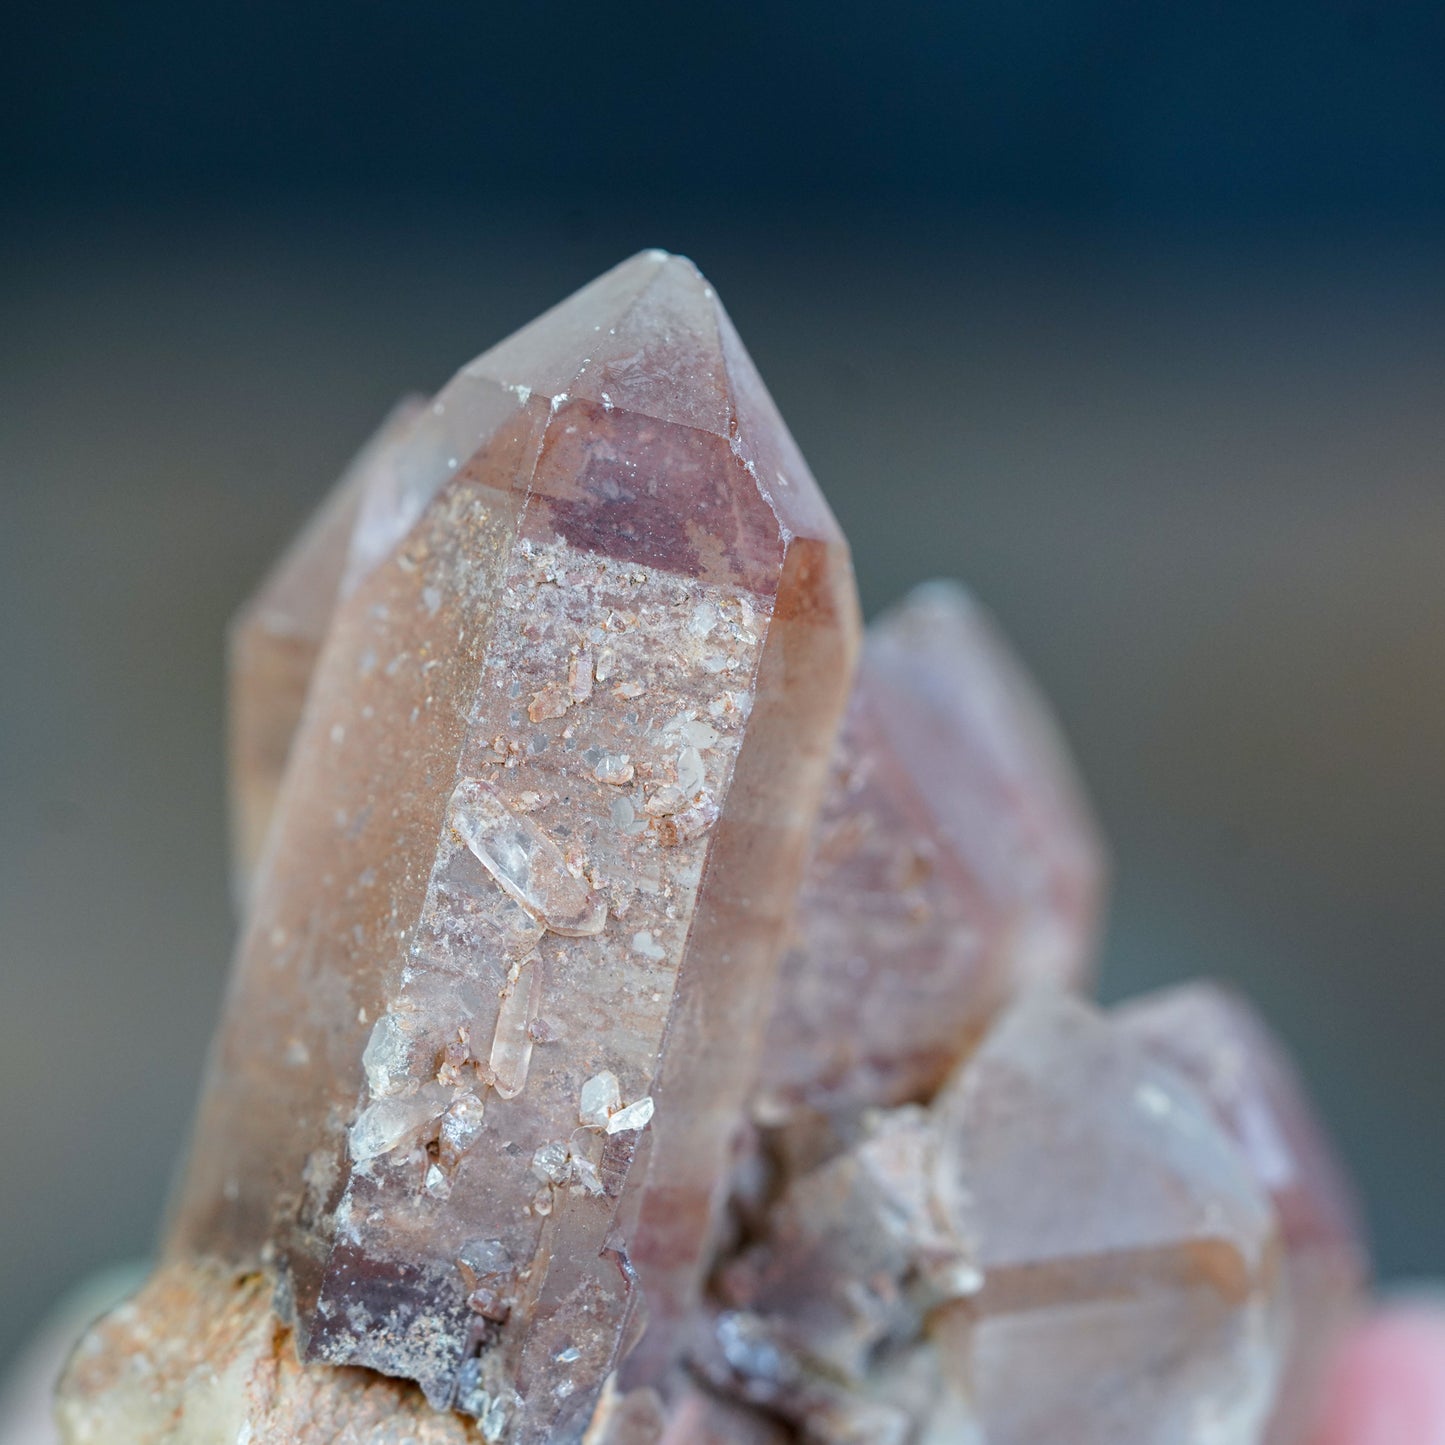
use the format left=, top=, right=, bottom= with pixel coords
left=57, top=254, right=1366, bottom=1445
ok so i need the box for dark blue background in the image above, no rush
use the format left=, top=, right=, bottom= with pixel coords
left=5, top=1, right=1444, bottom=229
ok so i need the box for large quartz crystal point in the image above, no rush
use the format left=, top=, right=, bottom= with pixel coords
left=756, top=581, right=1106, bottom=1127
left=228, top=396, right=426, bottom=900
left=167, top=251, right=861, bottom=1438
left=1117, top=982, right=1368, bottom=1444
left=930, top=990, right=1286, bottom=1445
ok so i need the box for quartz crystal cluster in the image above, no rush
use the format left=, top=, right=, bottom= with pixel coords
left=57, top=253, right=1365, bottom=1445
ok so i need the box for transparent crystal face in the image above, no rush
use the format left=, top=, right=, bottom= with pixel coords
left=756, top=582, right=1106, bottom=1127
left=451, top=779, right=607, bottom=938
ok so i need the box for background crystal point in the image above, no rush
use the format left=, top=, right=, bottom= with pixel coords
left=693, top=990, right=1300, bottom=1444
left=228, top=394, right=426, bottom=898
left=1117, top=981, right=1368, bottom=1443
left=169, top=255, right=860, bottom=1435
left=756, top=580, right=1107, bottom=1123
left=929, top=990, right=1285, bottom=1445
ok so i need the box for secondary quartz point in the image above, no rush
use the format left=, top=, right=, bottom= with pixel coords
left=709, top=991, right=1288, bottom=1444
left=55, top=254, right=1368, bottom=1445
left=228, top=395, right=426, bottom=897
left=931, top=991, right=1285, bottom=1445
left=167, top=250, right=861, bottom=1437
left=755, top=581, right=1106, bottom=1126
left=1117, top=982, right=1368, bottom=1444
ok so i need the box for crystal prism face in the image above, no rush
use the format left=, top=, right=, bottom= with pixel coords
left=169, top=250, right=860, bottom=1435
left=228, top=396, right=426, bottom=897
left=1117, top=983, right=1368, bottom=1444
left=756, top=582, right=1106, bottom=1124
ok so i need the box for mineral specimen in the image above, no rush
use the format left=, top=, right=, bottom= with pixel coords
left=56, top=252, right=1365, bottom=1445
left=227, top=395, right=426, bottom=901
left=171, top=249, right=861, bottom=1436
left=712, top=991, right=1289, bottom=1444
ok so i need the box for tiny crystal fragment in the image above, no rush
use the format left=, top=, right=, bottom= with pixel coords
left=488, top=955, right=544, bottom=1099
left=439, top=1092, right=487, bottom=1164
left=349, top=1088, right=449, bottom=1162
left=532, top=1141, right=570, bottom=1183
left=606, top=1096, right=655, bottom=1134
left=592, top=753, right=634, bottom=785
left=579, top=1071, right=622, bottom=1128
left=453, top=779, right=607, bottom=937
left=361, top=1011, right=414, bottom=1097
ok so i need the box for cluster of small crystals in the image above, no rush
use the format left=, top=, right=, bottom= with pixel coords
left=670, top=589, right=1358, bottom=1445
left=55, top=252, right=1365, bottom=1445
left=671, top=585, right=1364, bottom=1445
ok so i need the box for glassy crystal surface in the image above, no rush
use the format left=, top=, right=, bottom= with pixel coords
left=1117, top=982, right=1368, bottom=1444
left=168, top=250, right=860, bottom=1438
left=756, top=582, right=1106, bottom=1125
left=930, top=992, right=1285, bottom=1445
left=704, top=991, right=1289, bottom=1445
left=228, top=396, right=426, bottom=898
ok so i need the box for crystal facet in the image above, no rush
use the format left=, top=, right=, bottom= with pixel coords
left=931, top=991, right=1284, bottom=1445
left=1118, top=982, right=1368, bottom=1444
left=756, top=581, right=1106, bottom=1127
left=708, top=992, right=1290, bottom=1445
left=227, top=396, right=426, bottom=898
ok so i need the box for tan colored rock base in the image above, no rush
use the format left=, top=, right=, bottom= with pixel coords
left=57, top=1259, right=482, bottom=1445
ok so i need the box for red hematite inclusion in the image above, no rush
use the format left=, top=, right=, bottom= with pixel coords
left=53, top=252, right=1367, bottom=1445
left=172, top=250, right=859, bottom=1437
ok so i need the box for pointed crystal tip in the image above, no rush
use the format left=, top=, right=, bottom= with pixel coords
left=465, top=249, right=733, bottom=437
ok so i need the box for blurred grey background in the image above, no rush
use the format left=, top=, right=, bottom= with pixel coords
left=3, top=0, right=1445, bottom=1378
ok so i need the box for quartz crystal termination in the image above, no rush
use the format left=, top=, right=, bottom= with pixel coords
left=710, top=989, right=1361, bottom=1445
left=756, top=580, right=1106, bottom=1130
left=1119, top=983, right=1369, bottom=1445
left=228, top=396, right=426, bottom=900
left=169, top=251, right=861, bottom=1437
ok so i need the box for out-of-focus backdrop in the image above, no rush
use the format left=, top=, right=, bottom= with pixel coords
left=3, top=0, right=1444, bottom=1378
